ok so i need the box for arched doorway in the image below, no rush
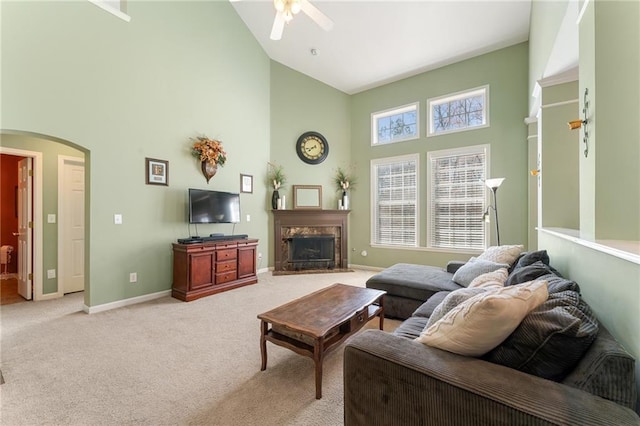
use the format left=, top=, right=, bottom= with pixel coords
left=0, top=130, right=90, bottom=305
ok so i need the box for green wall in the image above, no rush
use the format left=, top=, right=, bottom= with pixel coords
left=540, top=81, right=580, bottom=229
left=528, top=0, right=570, bottom=113
left=1, top=134, right=84, bottom=294
left=531, top=0, right=640, bottom=405
left=269, top=61, right=352, bottom=265
left=349, top=43, right=530, bottom=269
left=1, top=1, right=271, bottom=307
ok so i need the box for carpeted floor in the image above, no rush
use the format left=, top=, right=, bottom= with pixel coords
left=0, top=269, right=398, bottom=425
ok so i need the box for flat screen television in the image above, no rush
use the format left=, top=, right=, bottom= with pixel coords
left=188, top=188, right=240, bottom=224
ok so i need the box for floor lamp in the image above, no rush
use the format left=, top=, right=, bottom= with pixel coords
left=482, top=178, right=505, bottom=246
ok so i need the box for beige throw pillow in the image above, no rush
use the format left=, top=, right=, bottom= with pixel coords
left=477, top=245, right=525, bottom=266
left=415, top=280, right=549, bottom=357
left=468, top=267, right=509, bottom=289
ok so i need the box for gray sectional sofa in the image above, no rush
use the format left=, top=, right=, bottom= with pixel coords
left=344, top=251, right=639, bottom=425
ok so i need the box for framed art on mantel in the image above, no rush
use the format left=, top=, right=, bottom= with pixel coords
left=145, top=158, right=168, bottom=186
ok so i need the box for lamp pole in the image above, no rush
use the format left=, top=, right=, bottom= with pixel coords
left=491, top=186, right=500, bottom=246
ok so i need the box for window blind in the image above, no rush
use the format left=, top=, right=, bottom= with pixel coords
left=429, top=146, right=487, bottom=250
left=372, top=157, right=417, bottom=246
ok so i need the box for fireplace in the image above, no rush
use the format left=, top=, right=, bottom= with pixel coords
left=288, top=235, right=336, bottom=270
left=272, top=210, right=350, bottom=274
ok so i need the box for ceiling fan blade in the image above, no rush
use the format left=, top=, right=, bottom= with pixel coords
left=270, top=11, right=285, bottom=41
left=299, top=0, right=333, bottom=32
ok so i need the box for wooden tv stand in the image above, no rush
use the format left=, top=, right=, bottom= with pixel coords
left=172, top=238, right=258, bottom=301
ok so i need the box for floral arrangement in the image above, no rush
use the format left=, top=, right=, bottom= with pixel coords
left=267, top=162, right=286, bottom=190
left=334, top=166, right=357, bottom=192
left=191, top=135, right=227, bottom=167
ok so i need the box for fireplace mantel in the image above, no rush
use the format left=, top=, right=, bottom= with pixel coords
left=272, top=209, right=350, bottom=272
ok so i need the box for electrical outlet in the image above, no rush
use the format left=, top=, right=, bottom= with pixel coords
left=246, top=214, right=251, bottom=222
left=258, top=253, right=262, bottom=260
left=129, top=272, right=137, bottom=283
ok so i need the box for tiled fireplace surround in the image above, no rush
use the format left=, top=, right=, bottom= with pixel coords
left=272, top=210, right=350, bottom=273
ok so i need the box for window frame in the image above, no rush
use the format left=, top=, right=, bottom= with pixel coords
left=371, top=102, right=420, bottom=146
left=370, top=153, right=420, bottom=248
left=426, top=144, right=490, bottom=251
left=427, top=85, right=490, bottom=137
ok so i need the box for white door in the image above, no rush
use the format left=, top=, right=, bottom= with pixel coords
left=61, top=159, right=85, bottom=294
left=17, top=158, right=33, bottom=300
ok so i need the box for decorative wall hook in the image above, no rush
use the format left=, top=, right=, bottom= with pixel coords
left=567, top=88, right=590, bottom=158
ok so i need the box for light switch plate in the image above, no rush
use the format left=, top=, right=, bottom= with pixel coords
left=47, top=269, right=56, bottom=279
left=114, top=214, right=123, bottom=225
left=47, top=214, right=56, bottom=224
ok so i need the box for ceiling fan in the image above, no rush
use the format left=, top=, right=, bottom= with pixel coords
left=230, top=0, right=333, bottom=41
left=270, top=0, right=334, bottom=40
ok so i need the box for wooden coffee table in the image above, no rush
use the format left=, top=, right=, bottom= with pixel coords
left=258, top=283, right=385, bottom=399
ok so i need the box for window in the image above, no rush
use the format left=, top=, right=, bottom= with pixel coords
left=371, top=155, right=418, bottom=246
left=89, top=0, right=131, bottom=22
left=427, top=145, right=488, bottom=250
left=427, top=86, right=489, bottom=136
left=371, top=102, right=419, bottom=145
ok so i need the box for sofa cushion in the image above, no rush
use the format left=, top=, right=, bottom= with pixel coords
left=415, top=280, right=549, bottom=357
left=392, top=316, right=429, bottom=340
left=366, top=263, right=462, bottom=301
left=484, top=290, right=599, bottom=382
left=468, top=267, right=508, bottom=289
left=411, top=291, right=450, bottom=318
left=477, top=244, right=525, bottom=266
left=452, top=258, right=509, bottom=287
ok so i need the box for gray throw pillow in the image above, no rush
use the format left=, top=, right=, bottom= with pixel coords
left=452, top=257, right=509, bottom=287
left=425, top=287, right=486, bottom=328
left=484, top=290, right=598, bottom=381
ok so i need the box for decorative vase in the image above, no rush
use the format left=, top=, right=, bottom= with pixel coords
left=201, top=161, right=217, bottom=183
left=272, top=189, right=280, bottom=210
left=342, top=191, right=349, bottom=210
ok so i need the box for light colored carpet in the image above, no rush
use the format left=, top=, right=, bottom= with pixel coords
left=0, top=269, right=399, bottom=425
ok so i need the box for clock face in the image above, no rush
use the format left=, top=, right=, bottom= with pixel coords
left=296, top=131, right=329, bottom=165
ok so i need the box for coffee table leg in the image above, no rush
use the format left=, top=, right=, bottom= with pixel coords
left=379, top=296, right=385, bottom=331
left=314, top=338, right=324, bottom=399
left=260, top=320, right=268, bottom=371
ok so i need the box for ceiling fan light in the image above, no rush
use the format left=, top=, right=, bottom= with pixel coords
left=290, top=0, right=301, bottom=14
left=284, top=10, right=294, bottom=22
left=274, top=0, right=285, bottom=12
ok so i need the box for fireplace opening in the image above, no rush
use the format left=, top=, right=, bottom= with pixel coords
left=287, top=234, right=335, bottom=271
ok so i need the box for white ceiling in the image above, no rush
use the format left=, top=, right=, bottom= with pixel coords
left=230, top=0, right=532, bottom=94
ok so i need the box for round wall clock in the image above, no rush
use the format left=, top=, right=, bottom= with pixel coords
left=296, top=131, right=329, bottom=165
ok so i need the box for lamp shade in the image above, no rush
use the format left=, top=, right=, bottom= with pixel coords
left=485, top=178, right=505, bottom=190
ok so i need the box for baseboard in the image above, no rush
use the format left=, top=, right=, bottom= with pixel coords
left=349, top=264, right=384, bottom=272
left=83, top=290, right=171, bottom=314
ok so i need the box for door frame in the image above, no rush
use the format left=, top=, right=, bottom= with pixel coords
left=0, top=147, right=46, bottom=301
left=57, top=155, right=85, bottom=296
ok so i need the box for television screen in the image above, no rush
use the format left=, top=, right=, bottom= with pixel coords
left=188, top=189, right=240, bottom=224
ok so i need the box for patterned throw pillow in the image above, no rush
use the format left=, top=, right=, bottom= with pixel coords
left=416, top=280, right=549, bottom=357
left=469, top=268, right=508, bottom=289
left=425, top=287, right=487, bottom=328
left=477, top=245, right=525, bottom=266
left=484, top=290, right=599, bottom=381
left=452, top=257, right=510, bottom=287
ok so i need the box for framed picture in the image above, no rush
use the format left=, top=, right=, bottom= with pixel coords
left=293, top=185, right=322, bottom=209
left=240, top=174, right=253, bottom=193
left=145, top=158, right=168, bottom=186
